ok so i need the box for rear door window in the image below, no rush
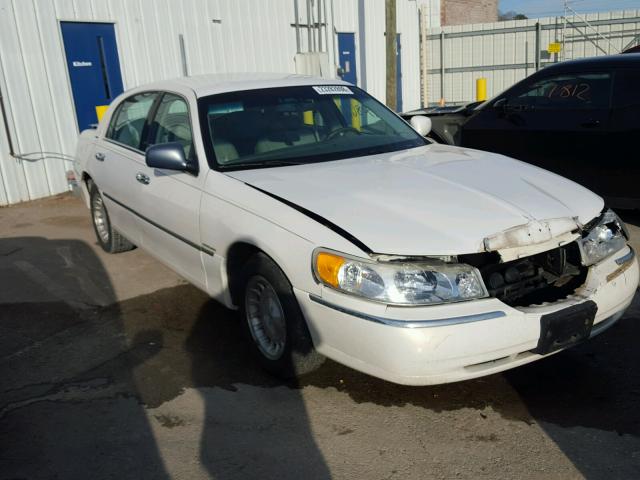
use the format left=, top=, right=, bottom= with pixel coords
left=106, top=92, right=158, bottom=150
left=510, top=72, right=612, bottom=110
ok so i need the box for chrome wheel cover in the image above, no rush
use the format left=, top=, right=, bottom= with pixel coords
left=92, top=193, right=110, bottom=244
left=245, top=276, right=287, bottom=360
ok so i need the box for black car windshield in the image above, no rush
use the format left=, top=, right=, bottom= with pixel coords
left=198, top=85, right=426, bottom=170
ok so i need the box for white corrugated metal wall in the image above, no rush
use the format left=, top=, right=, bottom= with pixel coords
left=417, top=0, right=440, bottom=29
left=424, top=9, right=640, bottom=105
left=0, top=0, right=421, bottom=206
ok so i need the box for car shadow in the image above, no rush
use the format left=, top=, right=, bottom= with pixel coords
left=0, top=235, right=331, bottom=479
left=185, top=300, right=331, bottom=480
left=504, top=310, right=640, bottom=480
left=84, top=284, right=332, bottom=479
left=0, top=236, right=171, bottom=479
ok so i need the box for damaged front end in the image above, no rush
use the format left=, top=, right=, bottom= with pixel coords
left=313, top=210, right=630, bottom=310
left=461, top=243, right=587, bottom=308
left=463, top=209, right=630, bottom=308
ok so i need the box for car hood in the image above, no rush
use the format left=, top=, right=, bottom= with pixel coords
left=226, top=144, right=604, bottom=256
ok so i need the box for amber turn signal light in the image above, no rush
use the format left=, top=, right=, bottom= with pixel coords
left=315, top=252, right=345, bottom=288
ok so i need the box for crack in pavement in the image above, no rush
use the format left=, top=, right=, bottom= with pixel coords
left=0, top=377, right=117, bottom=419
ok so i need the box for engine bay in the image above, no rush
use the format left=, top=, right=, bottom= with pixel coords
left=461, top=242, right=588, bottom=308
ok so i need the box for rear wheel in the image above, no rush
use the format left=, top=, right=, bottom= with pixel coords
left=240, top=253, right=325, bottom=378
left=89, top=184, right=135, bottom=254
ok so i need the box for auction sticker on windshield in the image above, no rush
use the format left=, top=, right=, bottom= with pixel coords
left=313, top=85, right=353, bottom=95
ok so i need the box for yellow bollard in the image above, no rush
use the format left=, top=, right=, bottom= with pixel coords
left=476, top=78, right=487, bottom=102
left=95, top=105, right=109, bottom=122
left=303, top=110, right=314, bottom=125
left=350, top=99, right=361, bottom=131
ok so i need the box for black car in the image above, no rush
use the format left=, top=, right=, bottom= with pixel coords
left=403, top=54, right=640, bottom=209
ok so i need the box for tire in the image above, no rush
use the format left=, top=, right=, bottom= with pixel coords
left=240, top=252, right=325, bottom=378
left=89, top=183, right=135, bottom=254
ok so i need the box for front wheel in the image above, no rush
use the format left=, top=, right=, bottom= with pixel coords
left=240, top=253, right=325, bottom=378
left=90, top=184, right=135, bottom=254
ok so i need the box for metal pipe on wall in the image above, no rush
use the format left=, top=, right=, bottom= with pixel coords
left=323, top=0, right=329, bottom=53
left=306, top=0, right=312, bottom=52
left=440, top=31, right=445, bottom=103
left=179, top=34, right=189, bottom=76
left=331, top=0, right=338, bottom=75
left=535, top=22, right=541, bottom=71
left=294, top=0, right=301, bottom=53
left=317, top=0, right=323, bottom=52
left=0, top=83, right=15, bottom=156
left=310, top=0, right=316, bottom=52
left=358, top=0, right=367, bottom=88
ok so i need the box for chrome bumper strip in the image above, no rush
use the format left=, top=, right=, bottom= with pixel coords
left=615, top=247, right=635, bottom=266
left=608, top=247, right=636, bottom=282
left=309, top=294, right=506, bottom=328
left=590, top=311, right=625, bottom=337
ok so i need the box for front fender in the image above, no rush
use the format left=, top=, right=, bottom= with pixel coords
left=199, top=171, right=369, bottom=306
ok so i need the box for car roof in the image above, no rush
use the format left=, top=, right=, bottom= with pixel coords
left=133, top=73, right=352, bottom=98
left=541, top=53, right=640, bottom=73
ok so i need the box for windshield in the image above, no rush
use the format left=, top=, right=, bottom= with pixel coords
left=198, top=85, right=426, bottom=170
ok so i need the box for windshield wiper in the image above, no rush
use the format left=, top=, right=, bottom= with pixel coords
left=220, top=160, right=305, bottom=170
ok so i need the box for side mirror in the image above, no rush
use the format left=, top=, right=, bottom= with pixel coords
left=493, top=98, right=507, bottom=110
left=410, top=115, right=432, bottom=137
left=145, top=142, right=197, bottom=173
left=463, top=100, right=485, bottom=115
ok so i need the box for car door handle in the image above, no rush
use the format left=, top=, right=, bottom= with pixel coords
left=135, top=172, right=150, bottom=185
left=95, top=152, right=105, bottom=161
left=581, top=120, right=601, bottom=128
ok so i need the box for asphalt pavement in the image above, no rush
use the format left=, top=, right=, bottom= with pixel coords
left=1, top=193, right=639, bottom=480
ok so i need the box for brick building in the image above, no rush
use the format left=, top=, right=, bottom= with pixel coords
left=418, top=0, right=499, bottom=28
left=441, top=0, right=499, bottom=26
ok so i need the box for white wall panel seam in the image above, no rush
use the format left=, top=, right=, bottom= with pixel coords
left=11, top=0, right=49, bottom=199
left=33, top=1, right=74, bottom=190
left=0, top=75, right=11, bottom=204
left=3, top=0, right=32, bottom=201
left=0, top=3, right=26, bottom=204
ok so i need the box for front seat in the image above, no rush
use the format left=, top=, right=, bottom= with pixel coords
left=213, top=139, right=239, bottom=164
left=255, top=113, right=317, bottom=154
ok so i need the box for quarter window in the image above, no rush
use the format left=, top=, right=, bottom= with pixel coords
left=146, top=93, right=195, bottom=161
left=106, top=92, right=157, bottom=150
left=510, top=72, right=612, bottom=110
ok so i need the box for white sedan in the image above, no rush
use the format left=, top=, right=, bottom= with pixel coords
left=74, top=73, right=638, bottom=385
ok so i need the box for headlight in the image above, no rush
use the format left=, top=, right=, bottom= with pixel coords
left=313, top=250, right=488, bottom=305
left=578, top=209, right=628, bottom=266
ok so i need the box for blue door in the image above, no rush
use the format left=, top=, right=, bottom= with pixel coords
left=337, top=33, right=357, bottom=85
left=396, top=34, right=403, bottom=112
left=61, top=22, right=124, bottom=131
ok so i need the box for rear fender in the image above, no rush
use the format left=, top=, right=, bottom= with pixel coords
left=74, top=129, right=99, bottom=208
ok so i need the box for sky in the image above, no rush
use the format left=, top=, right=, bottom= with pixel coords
left=499, top=0, right=640, bottom=18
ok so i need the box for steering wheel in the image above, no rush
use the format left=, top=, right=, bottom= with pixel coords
left=326, top=127, right=361, bottom=140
